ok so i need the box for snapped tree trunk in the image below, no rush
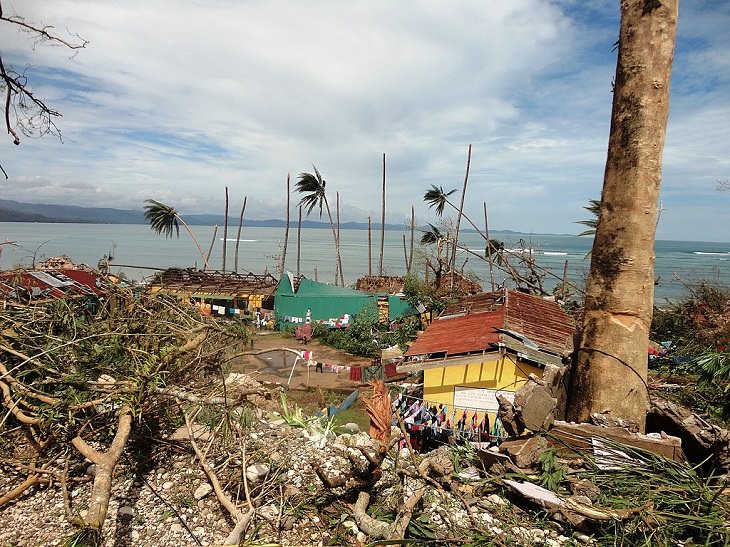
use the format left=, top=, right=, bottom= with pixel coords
left=280, top=174, right=291, bottom=276
left=296, top=204, right=302, bottom=278
left=379, top=152, right=386, bottom=276
left=567, top=0, right=678, bottom=431
left=234, top=196, right=247, bottom=273
left=451, top=144, right=471, bottom=289
left=222, top=186, right=229, bottom=271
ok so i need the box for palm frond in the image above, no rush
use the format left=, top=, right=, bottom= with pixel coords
left=423, top=185, right=457, bottom=217
left=420, top=223, right=443, bottom=245
left=296, top=167, right=326, bottom=217
left=143, top=199, right=180, bottom=239
left=575, top=198, right=602, bottom=237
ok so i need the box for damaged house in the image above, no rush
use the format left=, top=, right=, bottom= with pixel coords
left=398, top=289, right=575, bottom=423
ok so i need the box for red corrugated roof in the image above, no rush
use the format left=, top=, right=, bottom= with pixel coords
left=504, top=290, right=574, bottom=355
left=404, top=309, right=503, bottom=357
left=404, top=289, right=575, bottom=359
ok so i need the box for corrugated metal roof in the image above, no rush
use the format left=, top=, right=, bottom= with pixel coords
left=149, top=268, right=279, bottom=299
left=504, top=290, right=574, bottom=355
left=404, top=289, right=574, bottom=361
left=0, top=268, right=106, bottom=302
left=404, top=310, right=503, bottom=357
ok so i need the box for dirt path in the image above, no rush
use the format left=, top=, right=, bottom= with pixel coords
left=230, top=331, right=369, bottom=390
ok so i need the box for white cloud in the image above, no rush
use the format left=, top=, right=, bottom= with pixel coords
left=0, top=0, right=728, bottom=242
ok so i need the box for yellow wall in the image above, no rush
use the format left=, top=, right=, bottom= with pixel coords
left=423, top=355, right=543, bottom=422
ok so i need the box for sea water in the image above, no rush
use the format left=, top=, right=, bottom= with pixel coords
left=0, top=222, right=727, bottom=303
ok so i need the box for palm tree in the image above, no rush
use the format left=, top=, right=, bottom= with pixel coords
left=424, top=184, right=488, bottom=242
left=424, top=185, right=457, bottom=217
left=576, top=199, right=601, bottom=237
left=420, top=223, right=449, bottom=289
left=143, top=199, right=210, bottom=269
left=296, top=166, right=344, bottom=284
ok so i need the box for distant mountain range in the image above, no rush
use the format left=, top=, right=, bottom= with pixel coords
left=0, top=198, right=529, bottom=234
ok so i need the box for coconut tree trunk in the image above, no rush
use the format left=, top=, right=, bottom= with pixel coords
left=234, top=197, right=247, bottom=273
left=323, top=197, right=343, bottom=286
left=567, top=0, right=678, bottom=432
left=379, top=153, right=386, bottom=276
left=206, top=225, right=218, bottom=267
left=222, top=187, right=229, bottom=271
left=368, top=216, right=372, bottom=276
left=176, top=216, right=210, bottom=270
left=296, top=204, right=302, bottom=278
left=280, top=174, right=291, bottom=276
left=408, top=206, right=415, bottom=274
left=336, top=191, right=344, bottom=285
left=451, top=144, right=471, bottom=288
left=484, top=201, right=495, bottom=291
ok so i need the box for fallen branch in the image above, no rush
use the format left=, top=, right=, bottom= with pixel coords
left=71, top=405, right=132, bottom=535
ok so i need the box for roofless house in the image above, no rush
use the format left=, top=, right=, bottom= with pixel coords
left=147, top=268, right=278, bottom=318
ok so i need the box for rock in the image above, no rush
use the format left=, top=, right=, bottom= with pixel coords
left=499, top=435, right=548, bottom=468
left=118, top=506, right=134, bottom=519
left=86, top=464, right=97, bottom=477
left=568, top=479, right=600, bottom=501
left=193, top=483, right=213, bottom=500
left=161, top=481, right=174, bottom=490
left=519, top=385, right=557, bottom=431
left=342, top=422, right=360, bottom=433
left=486, top=494, right=506, bottom=506
left=457, top=466, right=481, bottom=482
left=169, top=423, right=211, bottom=442
left=647, top=399, right=730, bottom=473
left=497, top=393, right=524, bottom=437
left=281, top=515, right=296, bottom=530
left=170, top=522, right=183, bottom=533
left=245, top=463, right=270, bottom=483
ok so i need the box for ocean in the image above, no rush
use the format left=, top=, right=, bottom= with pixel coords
left=0, top=222, right=728, bottom=304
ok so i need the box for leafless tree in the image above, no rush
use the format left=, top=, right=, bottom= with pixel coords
left=0, top=2, right=88, bottom=178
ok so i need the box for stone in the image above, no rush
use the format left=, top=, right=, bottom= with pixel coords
left=193, top=483, right=213, bottom=500
left=162, top=481, right=174, bottom=490
left=118, top=506, right=134, bottom=519
left=342, top=422, right=360, bottom=434
left=131, top=530, right=140, bottom=541
left=499, top=435, right=548, bottom=468
left=569, top=479, right=600, bottom=501
left=497, top=393, right=524, bottom=437
left=170, top=523, right=182, bottom=533
left=86, top=464, right=97, bottom=477
left=169, top=423, right=211, bottom=442
left=647, top=399, right=730, bottom=473
left=519, top=385, right=557, bottom=431
left=245, top=463, right=270, bottom=483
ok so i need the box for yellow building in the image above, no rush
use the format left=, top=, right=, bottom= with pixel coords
left=398, top=290, right=574, bottom=423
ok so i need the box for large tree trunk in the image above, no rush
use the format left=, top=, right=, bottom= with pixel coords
left=567, top=0, right=678, bottom=432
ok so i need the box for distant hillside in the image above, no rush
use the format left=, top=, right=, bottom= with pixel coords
left=0, top=198, right=541, bottom=234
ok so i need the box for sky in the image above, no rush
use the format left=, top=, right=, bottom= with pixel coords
left=0, top=0, right=728, bottom=242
